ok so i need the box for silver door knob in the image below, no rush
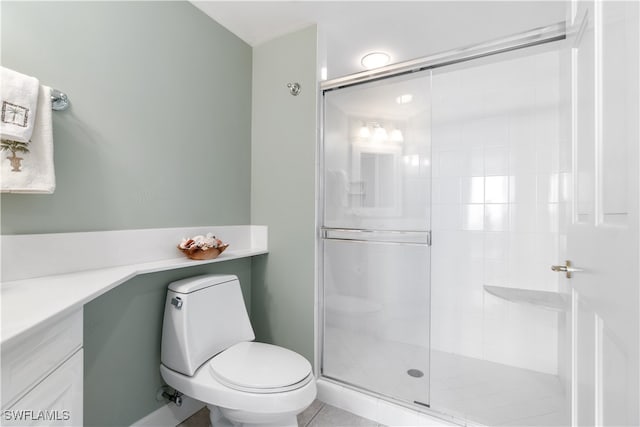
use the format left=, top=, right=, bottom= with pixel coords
left=551, top=260, right=579, bottom=278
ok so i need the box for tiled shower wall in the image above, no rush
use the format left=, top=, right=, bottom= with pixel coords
left=430, top=46, right=563, bottom=374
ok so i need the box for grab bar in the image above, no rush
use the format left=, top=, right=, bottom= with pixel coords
left=321, top=228, right=431, bottom=246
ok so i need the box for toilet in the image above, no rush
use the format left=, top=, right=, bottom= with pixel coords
left=160, top=274, right=316, bottom=427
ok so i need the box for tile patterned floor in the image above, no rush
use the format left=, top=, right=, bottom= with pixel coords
left=177, top=407, right=210, bottom=427
left=299, top=400, right=383, bottom=427
left=177, top=400, right=383, bottom=427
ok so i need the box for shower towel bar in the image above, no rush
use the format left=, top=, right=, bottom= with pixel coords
left=50, top=88, right=69, bottom=111
left=321, top=227, right=431, bottom=246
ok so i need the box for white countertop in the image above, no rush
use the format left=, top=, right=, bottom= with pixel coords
left=1, top=226, right=267, bottom=346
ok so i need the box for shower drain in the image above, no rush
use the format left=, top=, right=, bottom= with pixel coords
left=407, top=368, right=424, bottom=378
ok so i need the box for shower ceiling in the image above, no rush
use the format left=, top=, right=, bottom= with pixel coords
left=191, top=1, right=565, bottom=79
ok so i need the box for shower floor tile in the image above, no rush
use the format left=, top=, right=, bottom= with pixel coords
left=430, top=350, right=568, bottom=426
left=323, top=326, right=430, bottom=405
left=323, top=326, right=568, bottom=426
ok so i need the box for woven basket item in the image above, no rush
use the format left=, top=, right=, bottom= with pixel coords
left=178, top=243, right=229, bottom=260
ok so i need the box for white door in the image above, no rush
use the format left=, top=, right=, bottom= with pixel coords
left=563, top=0, right=639, bottom=425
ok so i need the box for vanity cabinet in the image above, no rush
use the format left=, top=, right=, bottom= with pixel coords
left=0, top=226, right=267, bottom=426
left=1, top=309, right=83, bottom=426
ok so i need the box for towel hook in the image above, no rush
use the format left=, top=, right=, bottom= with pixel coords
left=50, top=88, right=70, bottom=111
left=287, top=82, right=301, bottom=96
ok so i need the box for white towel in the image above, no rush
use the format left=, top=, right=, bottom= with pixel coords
left=1, top=85, right=55, bottom=193
left=1, top=67, right=40, bottom=142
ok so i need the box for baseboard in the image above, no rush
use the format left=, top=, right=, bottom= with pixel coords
left=130, top=396, right=205, bottom=427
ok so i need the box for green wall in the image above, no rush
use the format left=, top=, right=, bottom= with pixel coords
left=2, top=3, right=320, bottom=425
left=250, top=26, right=318, bottom=364
left=0, top=1, right=251, bottom=234
left=84, top=259, right=253, bottom=426
left=1, top=2, right=254, bottom=426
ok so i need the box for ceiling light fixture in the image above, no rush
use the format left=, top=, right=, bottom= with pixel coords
left=361, top=52, right=391, bottom=70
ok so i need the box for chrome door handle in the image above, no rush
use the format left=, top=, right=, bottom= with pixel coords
left=551, top=260, right=581, bottom=278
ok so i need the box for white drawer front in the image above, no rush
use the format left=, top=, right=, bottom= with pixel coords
left=4, top=349, right=83, bottom=426
left=1, top=309, right=82, bottom=408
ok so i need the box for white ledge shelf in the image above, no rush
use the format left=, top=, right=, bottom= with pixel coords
left=1, top=225, right=267, bottom=346
left=483, top=285, right=570, bottom=313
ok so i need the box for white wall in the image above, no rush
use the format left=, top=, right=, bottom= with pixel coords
left=430, top=45, right=563, bottom=374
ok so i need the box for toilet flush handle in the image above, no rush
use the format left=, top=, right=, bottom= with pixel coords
left=171, top=296, right=183, bottom=309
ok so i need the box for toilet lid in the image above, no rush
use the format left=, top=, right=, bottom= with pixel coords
left=208, top=341, right=312, bottom=393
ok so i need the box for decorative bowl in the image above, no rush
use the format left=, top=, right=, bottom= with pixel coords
left=178, top=243, right=229, bottom=260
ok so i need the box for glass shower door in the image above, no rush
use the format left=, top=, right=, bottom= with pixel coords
left=428, top=45, right=570, bottom=425
left=321, top=72, right=432, bottom=406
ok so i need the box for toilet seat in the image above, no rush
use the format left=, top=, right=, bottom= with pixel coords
left=208, top=342, right=312, bottom=394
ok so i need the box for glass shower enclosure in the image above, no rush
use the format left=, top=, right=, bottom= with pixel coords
left=319, top=23, right=571, bottom=426
left=320, top=73, right=433, bottom=407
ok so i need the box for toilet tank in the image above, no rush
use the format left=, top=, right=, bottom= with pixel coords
left=161, top=274, right=255, bottom=376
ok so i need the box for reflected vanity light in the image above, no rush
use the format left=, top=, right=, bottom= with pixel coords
left=372, top=124, right=388, bottom=142
left=359, top=122, right=403, bottom=144
left=390, top=129, right=404, bottom=142
left=359, top=124, right=371, bottom=138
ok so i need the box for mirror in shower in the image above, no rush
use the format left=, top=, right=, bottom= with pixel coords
left=351, top=136, right=402, bottom=215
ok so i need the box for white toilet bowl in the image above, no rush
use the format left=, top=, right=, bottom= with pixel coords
left=159, top=275, right=316, bottom=426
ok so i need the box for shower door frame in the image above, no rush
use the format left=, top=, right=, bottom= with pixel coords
left=316, top=20, right=568, bottom=420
